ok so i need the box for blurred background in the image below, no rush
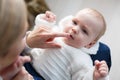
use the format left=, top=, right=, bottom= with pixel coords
left=25, top=0, right=120, bottom=79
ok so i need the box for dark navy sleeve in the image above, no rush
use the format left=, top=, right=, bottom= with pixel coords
left=24, top=62, right=45, bottom=80
left=90, top=42, right=112, bottom=71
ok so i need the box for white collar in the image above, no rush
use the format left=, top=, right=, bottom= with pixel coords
left=80, top=42, right=99, bottom=55
left=55, top=38, right=99, bottom=55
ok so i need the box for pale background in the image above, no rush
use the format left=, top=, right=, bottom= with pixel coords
left=45, top=0, right=120, bottom=80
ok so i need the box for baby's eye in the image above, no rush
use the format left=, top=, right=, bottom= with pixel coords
left=72, top=20, right=77, bottom=25
left=82, top=28, right=88, bottom=35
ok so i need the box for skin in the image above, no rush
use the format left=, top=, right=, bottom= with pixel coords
left=26, top=26, right=70, bottom=48
left=94, top=60, right=109, bottom=80
left=12, top=67, right=33, bottom=80
left=0, top=56, right=31, bottom=80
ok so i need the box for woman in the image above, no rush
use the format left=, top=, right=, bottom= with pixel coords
left=0, top=0, right=68, bottom=80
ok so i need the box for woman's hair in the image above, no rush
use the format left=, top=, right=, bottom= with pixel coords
left=0, top=0, right=27, bottom=56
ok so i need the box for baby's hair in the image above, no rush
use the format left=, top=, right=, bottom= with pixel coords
left=0, top=0, right=27, bottom=57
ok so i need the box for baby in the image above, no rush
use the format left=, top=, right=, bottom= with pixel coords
left=30, top=8, right=109, bottom=80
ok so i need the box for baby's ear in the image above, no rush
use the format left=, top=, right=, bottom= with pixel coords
left=85, top=40, right=96, bottom=48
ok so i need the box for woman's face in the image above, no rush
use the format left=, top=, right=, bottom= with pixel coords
left=0, top=24, right=28, bottom=70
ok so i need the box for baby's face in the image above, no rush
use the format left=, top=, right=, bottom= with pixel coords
left=63, top=10, right=103, bottom=48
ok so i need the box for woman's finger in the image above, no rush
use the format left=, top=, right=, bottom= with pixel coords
left=42, top=32, right=70, bottom=39
left=12, top=67, right=34, bottom=80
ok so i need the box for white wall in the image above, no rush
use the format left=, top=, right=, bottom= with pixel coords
left=45, top=0, right=120, bottom=80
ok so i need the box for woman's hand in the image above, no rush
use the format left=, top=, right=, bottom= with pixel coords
left=12, top=67, right=34, bottom=80
left=26, top=26, right=70, bottom=48
left=0, top=56, right=31, bottom=80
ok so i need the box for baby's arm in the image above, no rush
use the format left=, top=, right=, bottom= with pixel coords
left=94, top=60, right=109, bottom=80
left=34, top=11, right=56, bottom=29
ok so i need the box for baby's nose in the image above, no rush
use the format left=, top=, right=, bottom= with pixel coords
left=72, top=28, right=77, bottom=34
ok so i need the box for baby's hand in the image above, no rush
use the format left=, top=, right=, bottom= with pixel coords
left=94, top=60, right=109, bottom=80
left=43, top=11, right=56, bottom=22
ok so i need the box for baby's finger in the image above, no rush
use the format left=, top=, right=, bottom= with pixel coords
left=99, top=65, right=108, bottom=73
left=99, top=69, right=108, bottom=77
left=94, top=60, right=100, bottom=70
left=99, top=60, right=107, bottom=65
left=99, top=60, right=108, bottom=70
left=94, top=60, right=100, bottom=65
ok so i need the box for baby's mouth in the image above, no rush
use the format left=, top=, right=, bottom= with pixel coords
left=70, top=34, right=74, bottom=40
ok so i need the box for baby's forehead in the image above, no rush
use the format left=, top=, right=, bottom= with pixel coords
left=76, top=9, right=103, bottom=24
left=76, top=9, right=105, bottom=36
left=77, top=9, right=99, bottom=17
